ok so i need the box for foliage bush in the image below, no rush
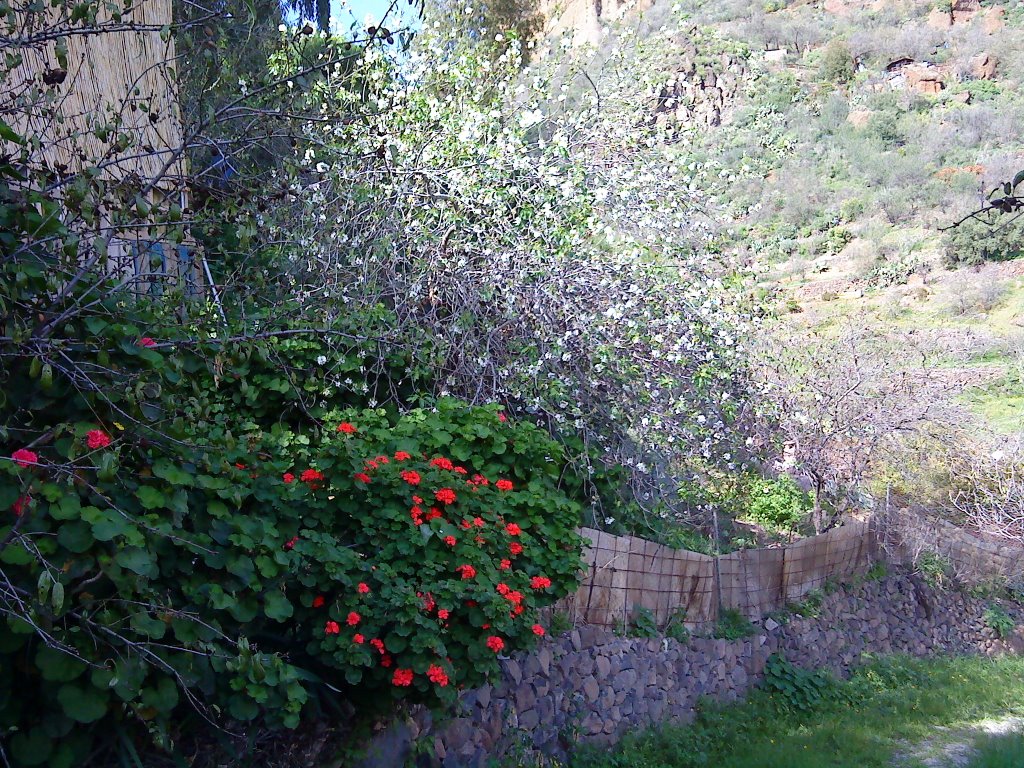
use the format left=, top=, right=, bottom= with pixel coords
left=761, top=654, right=839, bottom=713
left=982, top=604, right=1016, bottom=639
left=943, top=216, right=1024, bottom=268
left=745, top=475, right=811, bottom=531
left=713, top=608, right=755, bottom=640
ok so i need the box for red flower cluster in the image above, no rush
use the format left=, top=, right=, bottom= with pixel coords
left=11, top=449, right=38, bottom=468
left=437, top=609, right=450, bottom=620
left=505, top=523, right=521, bottom=536
left=337, top=422, right=357, bottom=434
left=283, top=472, right=295, bottom=484
left=470, top=474, right=489, bottom=486
left=392, top=668, right=414, bottom=687
left=456, top=564, right=477, bottom=579
left=353, top=633, right=365, bottom=644
left=325, top=621, right=341, bottom=635
left=11, top=495, right=31, bottom=516
left=86, top=430, right=111, bottom=450
left=419, top=591, right=437, bottom=612
left=354, top=472, right=371, bottom=484
left=430, top=457, right=454, bottom=470
left=283, top=536, right=299, bottom=551
left=425, top=507, right=442, bottom=522
left=138, top=337, right=157, bottom=348
left=427, top=664, right=449, bottom=687
left=435, top=488, right=456, bottom=505
left=346, top=611, right=361, bottom=626
left=485, top=636, right=505, bottom=653
left=530, top=576, right=552, bottom=590
left=312, top=595, right=326, bottom=608
left=499, top=559, right=511, bottom=571
left=301, top=469, right=325, bottom=488
left=394, top=451, right=412, bottom=461
left=370, top=638, right=385, bottom=653
left=443, top=535, right=457, bottom=547
left=400, top=470, right=421, bottom=485
left=509, top=542, right=524, bottom=556
left=357, top=582, right=370, bottom=594
left=496, top=479, right=514, bottom=491
left=532, top=624, right=545, bottom=636
left=410, top=506, right=424, bottom=525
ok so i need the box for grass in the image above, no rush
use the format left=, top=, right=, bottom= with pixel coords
left=569, top=655, right=1024, bottom=768
left=967, top=732, right=1024, bottom=768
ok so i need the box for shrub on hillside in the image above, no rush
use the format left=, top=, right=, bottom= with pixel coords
left=745, top=475, right=812, bottom=531
left=943, top=217, right=1024, bottom=268
left=818, top=40, right=855, bottom=84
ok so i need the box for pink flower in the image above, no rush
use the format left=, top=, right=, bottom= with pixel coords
left=353, top=633, right=365, bottom=644
left=137, top=337, right=157, bottom=348
left=485, top=636, right=505, bottom=653
left=532, top=624, right=545, bottom=636
left=498, top=412, right=507, bottom=423
left=444, top=535, right=457, bottom=547
left=11, top=449, right=38, bottom=468
left=496, top=479, right=513, bottom=491
left=283, top=536, right=299, bottom=551
left=437, top=609, right=450, bottom=620
left=86, top=430, right=111, bottom=450
left=347, top=611, right=361, bottom=626
left=499, top=559, right=511, bottom=571
left=283, top=472, right=295, bottom=484
left=357, top=582, right=370, bottom=595
left=325, top=621, right=341, bottom=635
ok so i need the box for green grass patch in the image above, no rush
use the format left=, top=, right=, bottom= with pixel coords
left=569, top=655, right=1024, bottom=768
left=967, top=731, right=1024, bottom=768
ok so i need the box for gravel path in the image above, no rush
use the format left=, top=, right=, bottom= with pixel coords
left=895, top=716, right=1024, bottom=767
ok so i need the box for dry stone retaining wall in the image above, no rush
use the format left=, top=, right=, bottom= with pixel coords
left=360, top=572, right=1024, bottom=768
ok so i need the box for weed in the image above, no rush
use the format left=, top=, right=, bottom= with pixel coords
left=983, top=604, right=1016, bottom=639
left=916, top=551, right=953, bottom=589
left=630, top=605, right=659, bottom=638
left=665, top=607, right=692, bottom=644
left=714, top=609, right=755, bottom=640
left=761, top=654, right=840, bottom=713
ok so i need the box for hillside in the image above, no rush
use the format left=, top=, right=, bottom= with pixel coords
left=545, top=0, right=1023, bottom=435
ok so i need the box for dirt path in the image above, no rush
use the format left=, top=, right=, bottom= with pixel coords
left=895, top=716, right=1024, bottom=767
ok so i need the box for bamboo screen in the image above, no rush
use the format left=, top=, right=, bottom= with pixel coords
left=562, top=521, right=876, bottom=629
left=5, top=0, right=185, bottom=186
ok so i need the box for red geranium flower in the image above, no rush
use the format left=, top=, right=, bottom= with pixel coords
left=435, top=488, right=456, bottom=505
left=473, top=517, right=486, bottom=527
left=471, top=474, right=489, bottom=486
left=86, top=430, right=112, bottom=450
left=354, top=472, right=371, bottom=484
left=392, top=668, right=414, bottom=687
left=496, top=583, right=511, bottom=596
left=381, top=653, right=393, bottom=668
left=346, top=611, right=361, bottom=626
left=509, top=542, right=524, bottom=556
left=443, top=535, right=457, bottom=547
left=400, top=470, right=421, bottom=485
left=394, top=451, right=412, bottom=461
left=11, top=449, right=38, bottom=468
left=430, top=457, right=454, bottom=470
left=437, top=609, right=450, bottom=620
left=283, top=536, right=299, bottom=551
left=370, top=638, right=385, bottom=653
left=427, top=664, right=449, bottom=687
left=498, top=412, right=507, bottom=423
left=532, top=624, right=545, bottom=636
left=312, top=595, right=326, bottom=608
left=499, top=559, right=511, bottom=571
left=357, top=582, right=370, bottom=594
left=11, top=495, right=31, bottom=516
left=496, top=479, right=514, bottom=491
left=425, top=507, right=443, bottom=522
left=301, top=469, right=325, bottom=488
left=453, top=466, right=468, bottom=475
left=412, top=495, right=423, bottom=504
left=325, top=621, right=341, bottom=635
left=138, top=337, right=157, bottom=348
left=364, top=460, right=379, bottom=471
left=456, top=564, right=477, bottom=580
left=353, top=633, right=365, bottom=644
left=234, top=462, right=247, bottom=470
left=505, top=523, right=521, bottom=536
left=485, top=636, right=505, bottom=653
left=530, top=576, right=552, bottom=590
left=374, top=455, right=389, bottom=465
left=410, top=506, right=424, bottom=525
left=283, top=472, right=295, bottom=484
left=336, top=422, right=357, bottom=434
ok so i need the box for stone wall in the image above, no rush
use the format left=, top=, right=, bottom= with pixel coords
left=359, top=571, right=1024, bottom=768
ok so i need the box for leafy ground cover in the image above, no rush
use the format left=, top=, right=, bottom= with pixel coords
left=569, top=655, right=1024, bottom=768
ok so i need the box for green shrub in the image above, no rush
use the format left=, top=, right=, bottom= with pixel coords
left=761, top=654, right=839, bottom=712
left=745, top=475, right=811, bottom=531
left=943, top=217, right=1024, bottom=268
left=629, top=605, right=660, bottom=638
left=665, top=608, right=692, bottom=644
left=818, top=41, right=855, bottom=84
left=983, top=604, right=1016, bottom=639
left=916, top=551, right=953, bottom=588
left=714, top=609, right=755, bottom=640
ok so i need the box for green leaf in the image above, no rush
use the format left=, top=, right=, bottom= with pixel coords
left=263, top=591, right=293, bottom=622
left=57, top=683, right=108, bottom=723
left=136, top=485, right=166, bottom=510
left=152, top=459, right=194, bottom=486
left=140, top=676, right=178, bottom=713
left=10, top=728, right=52, bottom=765
left=57, top=521, right=93, bottom=553
left=116, top=548, right=158, bottom=578
left=130, top=611, right=167, bottom=640
left=50, top=493, right=82, bottom=521
left=37, top=646, right=87, bottom=682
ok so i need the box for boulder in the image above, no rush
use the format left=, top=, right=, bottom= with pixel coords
left=969, top=53, right=998, bottom=80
